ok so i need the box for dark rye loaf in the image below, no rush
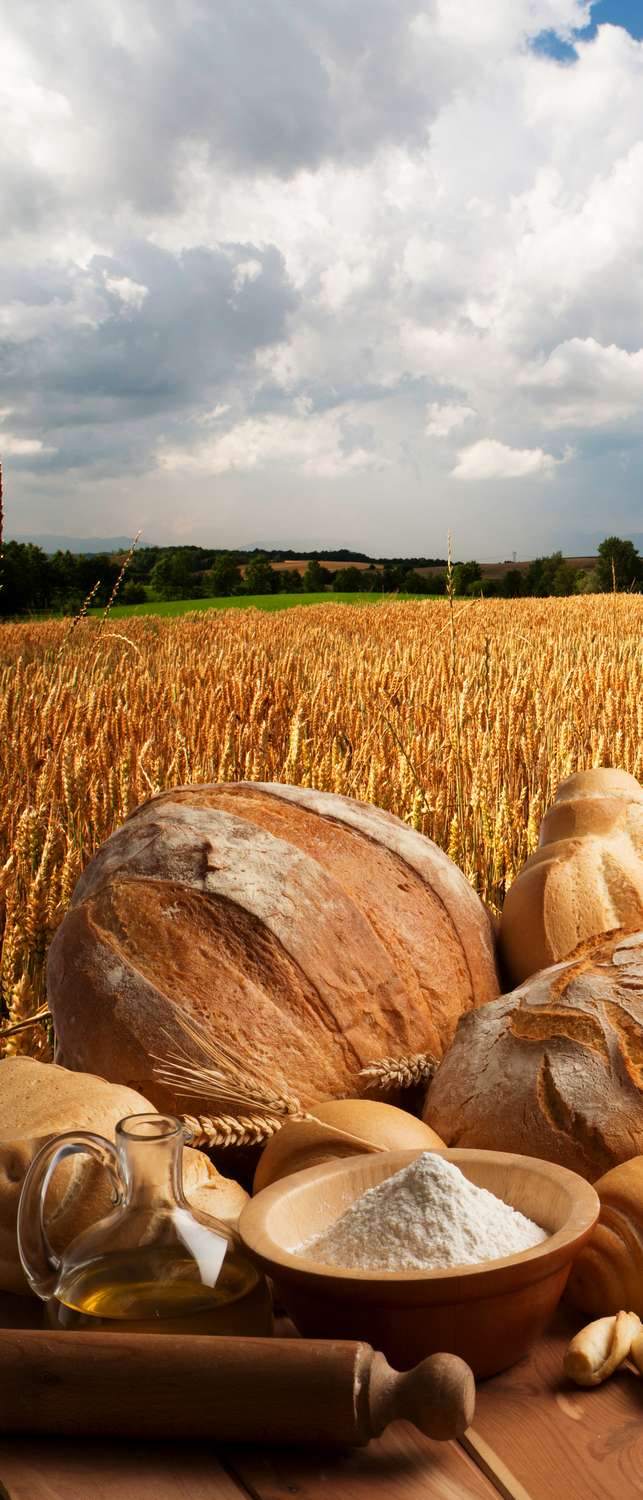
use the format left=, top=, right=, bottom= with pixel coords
left=47, top=783, right=499, bottom=1115
left=423, top=928, right=643, bottom=1182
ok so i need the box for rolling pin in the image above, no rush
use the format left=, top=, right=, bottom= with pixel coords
left=0, top=1329, right=474, bottom=1447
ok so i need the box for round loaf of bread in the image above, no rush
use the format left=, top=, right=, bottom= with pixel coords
left=0, top=1057, right=248, bottom=1295
left=566, top=1155, right=643, bottom=1318
left=499, top=768, right=643, bottom=986
left=47, top=782, right=499, bottom=1117
left=253, top=1098, right=445, bottom=1193
left=423, top=929, right=643, bottom=1182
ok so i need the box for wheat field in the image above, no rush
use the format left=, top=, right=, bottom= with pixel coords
left=2, top=594, right=642, bottom=1060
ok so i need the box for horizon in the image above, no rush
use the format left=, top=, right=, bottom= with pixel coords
left=3, top=1, right=643, bottom=553
left=8, top=526, right=642, bottom=567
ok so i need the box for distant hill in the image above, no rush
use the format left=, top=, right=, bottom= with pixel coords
left=8, top=531, right=639, bottom=566
left=267, top=558, right=374, bottom=574
left=6, top=533, right=138, bottom=554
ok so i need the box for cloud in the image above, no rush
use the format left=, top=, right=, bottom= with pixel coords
left=0, top=0, right=460, bottom=223
left=520, top=337, right=643, bottom=426
left=157, top=406, right=386, bottom=479
left=0, top=239, right=297, bottom=472
left=425, top=402, right=475, bottom=437
left=103, top=274, right=149, bottom=311
left=0, top=406, right=56, bottom=458
left=451, top=438, right=565, bottom=479
left=2, top=1, right=643, bottom=552
left=0, top=433, right=56, bottom=456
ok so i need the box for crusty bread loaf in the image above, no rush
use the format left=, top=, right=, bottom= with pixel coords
left=47, top=782, right=499, bottom=1117
left=499, top=769, right=643, bottom=986
left=566, top=1155, right=643, bottom=1319
left=423, top=929, right=643, bottom=1182
left=0, top=1058, right=248, bottom=1295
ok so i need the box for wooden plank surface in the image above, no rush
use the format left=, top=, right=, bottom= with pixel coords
left=470, top=1313, right=643, bottom=1500
left=0, top=1440, right=249, bottom=1500
left=0, top=1300, right=641, bottom=1499
left=224, top=1421, right=498, bottom=1500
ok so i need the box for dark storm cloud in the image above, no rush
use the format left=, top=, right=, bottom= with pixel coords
left=8, top=0, right=445, bottom=218
left=0, top=239, right=298, bottom=470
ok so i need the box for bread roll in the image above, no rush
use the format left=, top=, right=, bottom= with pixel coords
left=499, top=769, right=643, bottom=986
left=566, top=1156, right=643, bottom=1318
left=253, top=1098, right=445, bottom=1193
left=423, top=929, right=643, bottom=1182
left=47, top=782, right=499, bottom=1119
left=0, top=1058, right=247, bottom=1295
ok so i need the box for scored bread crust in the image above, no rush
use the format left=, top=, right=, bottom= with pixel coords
left=47, top=782, right=499, bottom=1113
left=499, top=768, right=643, bottom=986
left=423, top=928, right=643, bottom=1183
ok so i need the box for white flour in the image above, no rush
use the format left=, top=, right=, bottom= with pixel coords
left=300, top=1153, right=548, bottom=1270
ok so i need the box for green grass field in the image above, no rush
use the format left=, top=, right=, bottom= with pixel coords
left=93, top=590, right=431, bottom=618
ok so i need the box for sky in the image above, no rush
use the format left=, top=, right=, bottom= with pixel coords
left=2, top=1, right=643, bottom=558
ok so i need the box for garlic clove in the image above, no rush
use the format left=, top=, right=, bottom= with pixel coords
left=564, top=1311, right=642, bottom=1387
left=631, top=1327, right=643, bottom=1374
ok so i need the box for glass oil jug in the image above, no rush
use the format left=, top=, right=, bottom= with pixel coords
left=17, top=1112, right=272, bottom=1336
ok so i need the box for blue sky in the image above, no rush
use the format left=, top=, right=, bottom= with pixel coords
left=535, top=1, right=643, bottom=60
left=584, top=0, right=643, bottom=34
left=2, top=1, right=643, bottom=558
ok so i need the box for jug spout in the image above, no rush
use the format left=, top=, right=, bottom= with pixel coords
left=116, top=1113, right=186, bottom=1207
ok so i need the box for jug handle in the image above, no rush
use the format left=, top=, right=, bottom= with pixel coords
left=17, top=1130, right=123, bottom=1301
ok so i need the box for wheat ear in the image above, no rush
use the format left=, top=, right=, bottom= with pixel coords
left=182, top=1112, right=300, bottom=1149
left=359, top=1051, right=438, bottom=1092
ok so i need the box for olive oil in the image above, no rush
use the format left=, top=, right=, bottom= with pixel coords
left=18, top=1110, right=273, bottom=1336
left=48, top=1247, right=273, bottom=1335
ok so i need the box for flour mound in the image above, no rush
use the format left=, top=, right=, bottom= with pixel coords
left=301, top=1152, right=548, bottom=1271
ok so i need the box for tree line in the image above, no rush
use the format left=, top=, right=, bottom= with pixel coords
left=146, top=553, right=447, bottom=601
left=0, top=536, right=640, bottom=616
left=451, top=539, right=642, bottom=597
left=0, top=545, right=446, bottom=612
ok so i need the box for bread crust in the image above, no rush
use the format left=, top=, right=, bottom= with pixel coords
left=566, top=1155, right=643, bottom=1317
left=423, top=929, right=643, bottom=1182
left=499, top=769, right=643, bottom=986
left=48, top=783, right=499, bottom=1113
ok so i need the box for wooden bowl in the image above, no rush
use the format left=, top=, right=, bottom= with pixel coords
left=239, top=1149, right=599, bottom=1377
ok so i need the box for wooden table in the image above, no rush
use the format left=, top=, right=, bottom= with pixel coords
left=0, top=1305, right=641, bottom=1500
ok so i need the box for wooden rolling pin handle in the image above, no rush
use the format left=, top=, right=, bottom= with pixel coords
left=366, top=1350, right=476, bottom=1442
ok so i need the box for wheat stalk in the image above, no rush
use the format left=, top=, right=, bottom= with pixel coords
left=0, top=1002, right=51, bottom=1040
left=151, top=1011, right=304, bottom=1122
left=359, top=1051, right=439, bottom=1092
left=97, top=531, right=142, bottom=633
left=55, top=578, right=102, bottom=659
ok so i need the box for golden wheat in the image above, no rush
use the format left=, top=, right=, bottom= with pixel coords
left=181, top=1112, right=290, bottom=1149
left=1, top=594, right=642, bottom=1059
left=359, top=1052, right=439, bottom=1092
